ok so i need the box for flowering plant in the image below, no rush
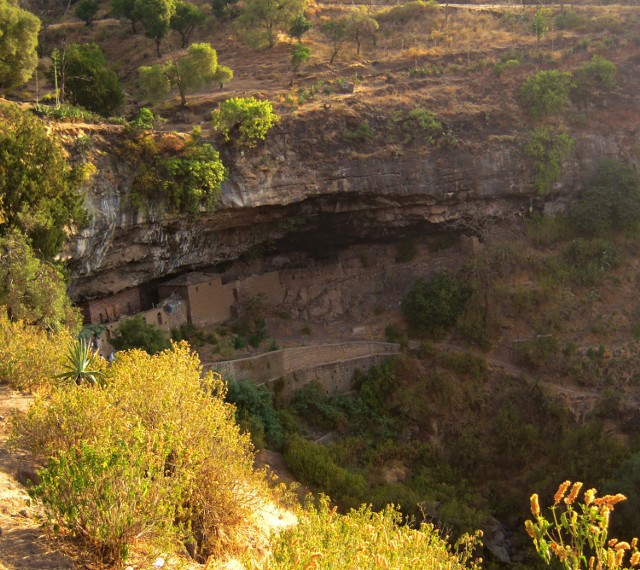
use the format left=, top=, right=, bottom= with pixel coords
left=526, top=480, right=640, bottom=569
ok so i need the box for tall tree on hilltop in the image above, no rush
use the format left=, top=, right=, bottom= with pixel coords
left=134, top=0, right=176, bottom=56
left=111, top=0, right=139, bottom=32
left=139, top=42, right=232, bottom=106
left=0, top=104, right=88, bottom=260
left=345, top=7, right=378, bottom=55
left=170, top=1, right=205, bottom=48
left=237, top=0, right=307, bottom=49
left=0, top=0, right=40, bottom=89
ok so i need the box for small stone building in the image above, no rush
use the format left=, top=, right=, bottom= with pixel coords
left=158, top=272, right=236, bottom=327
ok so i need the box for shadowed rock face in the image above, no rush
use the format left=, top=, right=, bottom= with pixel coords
left=62, top=118, right=631, bottom=300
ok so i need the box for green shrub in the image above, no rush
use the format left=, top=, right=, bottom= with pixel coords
left=572, top=55, right=617, bottom=108
left=211, top=97, right=279, bottom=148
left=524, top=126, right=574, bottom=195
left=570, top=159, right=640, bottom=236
left=292, top=382, right=348, bottom=431
left=344, top=121, right=374, bottom=143
left=111, top=315, right=171, bottom=354
left=393, top=108, right=443, bottom=144
left=126, top=135, right=226, bottom=215
left=284, top=436, right=367, bottom=504
left=402, top=274, right=472, bottom=338
left=518, top=70, right=572, bottom=119
left=226, top=378, right=285, bottom=450
left=554, top=9, right=583, bottom=30
left=562, top=238, right=619, bottom=285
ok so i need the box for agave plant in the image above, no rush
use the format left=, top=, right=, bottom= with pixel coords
left=55, top=339, right=104, bottom=386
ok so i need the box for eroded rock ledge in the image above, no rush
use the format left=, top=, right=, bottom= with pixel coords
left=62, top=117, right=637, bottom=300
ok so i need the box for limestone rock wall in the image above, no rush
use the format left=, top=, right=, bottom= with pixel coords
left=61, top=119, right=640, bottom=300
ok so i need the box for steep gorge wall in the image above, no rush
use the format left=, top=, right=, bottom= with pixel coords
left=62, top=115, right=639, bottom=300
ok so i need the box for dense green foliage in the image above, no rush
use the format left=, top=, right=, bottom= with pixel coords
left=524, top=126, right=574, bottom=195
left=0, top=0, right=40, bottom=89
left=345, top=6, right=378, bottom=55
left=15, top=344, right=269, bottom=563
left=110, top=315, right=171, bottom=354
left=572, top=55, right=617, bottom=108
left=54, top=43, right=124, bottom=116
left=518, top=70, right=572, bottom=119
left=75, top=0, right=99, bottom=25
left=285, top=435, right=367, bottom=506
left=226, top=378, right=285, bottom=449
left=0, top=231, right=81, bottom=331
left=211, top=96, right=279, bottom=147
left=289, top=14, right=311, bottom=41
left=319, top=18, right=347, bottom=64
left=570, top=159, right=640, bottom=236
left=139, top=42, right=231, bottom=106
left=170, top=1, right=205, bottom=47
left=133, top=0, right=175, bottom=55
left=393, top=108, right=444, bottom=144
left=123, top=134, right=226, bottom=214
left=111, top=0, right=138, bottom=31
left=402, top=274, right=472, bottom=338
left=237, top=0, right=306, bottom=48
left=0, top=104, right=88, bottom=259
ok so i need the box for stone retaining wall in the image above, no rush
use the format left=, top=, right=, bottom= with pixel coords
left=206, top=342, right=400, bottom=401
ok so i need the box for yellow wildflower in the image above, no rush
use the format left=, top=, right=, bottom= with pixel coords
left=530, top=494, right=541, bottom=517
left=584, top=488, right=597, bottom=506
left=554, top=480, right=572, bottom=505
left=630, top=552, right=640, bottom=566
left=565, top=482, right=583, bottom=505
left=615, top=542, right=631, bottom=551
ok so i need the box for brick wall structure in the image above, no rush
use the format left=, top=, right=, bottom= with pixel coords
left=80, top=287, right=142, bottom=325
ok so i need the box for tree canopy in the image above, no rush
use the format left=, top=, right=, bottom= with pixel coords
left=0, top=230, right=80, bottom=331
left=0, top=0, right=40, bottom=89
left=53, top=43, right=124, bottom=116
left=0, top=104, right=88, bottom=259
left=237, top=0, right=307, bottom=48
left=139, top=42, right=231, bottom=106
left=133, top=0, right=176, bottom=56
left=170, top=1, right=205, bottom=47
left=211, top=96, right=279, bottom=148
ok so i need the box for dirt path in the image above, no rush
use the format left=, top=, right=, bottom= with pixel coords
left=0, top=386, right=76, bottom=570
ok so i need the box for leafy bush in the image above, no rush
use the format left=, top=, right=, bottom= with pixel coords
left=0, top=230, right=82, bottom=331
left=393, top=108, right=443, bottom=144
left=524, top=126, right=574, bottom=195
left=53, top=44, right=124, bottom=116
left=14, top=343, right=269, bottom=563
left=0, top=310, right=72, bottom=392
left=554, top=9, right=584, bottom=30
left=292, top=381, right=349, bottom=431
left=0, top=104, right=89, bottom=259
left=401, top=274, right=472, bottom=338
left=226, top=378, right=285, bottom=450
left=284, top=436, right=367, bottom=505
left=562, top=238, right=619, bottom=285
left=518, top=70, right=572, bottom=119
left=344, top=121, right=374, bottom=143
left=211, top=97, right=279, bottom=148
left=110, top=315, right=171, bottom=354
left=261, top=496, right=482, bottom=570
left=125, top=135, right=226, bottom=214
left=570, top=159, right=640, bottom=236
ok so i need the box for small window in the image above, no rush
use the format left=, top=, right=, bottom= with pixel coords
left=157, top=312, right=163, bottom=325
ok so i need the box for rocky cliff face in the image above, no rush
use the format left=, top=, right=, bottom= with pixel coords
left=62, top=112, right=639, bottom=300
